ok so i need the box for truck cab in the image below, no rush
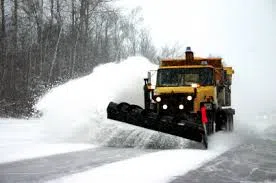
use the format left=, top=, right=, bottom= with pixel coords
left=153, top=66, right=216, bottom=115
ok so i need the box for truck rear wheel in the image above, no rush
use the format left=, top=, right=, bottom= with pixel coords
left=227, top=113, right=234, bottom=131
left=215, top=111, right=224, bottom=132
left=225, top=113, right=234, bottom=132
left=207, top=112, right=215, bottom=135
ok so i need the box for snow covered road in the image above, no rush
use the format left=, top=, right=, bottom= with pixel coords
left=0, top=147, right=152, bottom=183
left=1, top=132, right=275, bottom=183
left=172, top=139, right=276, bottom=183
left=0, top=118, right=242, bottom=183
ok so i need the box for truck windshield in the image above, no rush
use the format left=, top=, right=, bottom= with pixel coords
left=156, top=68, right=214, bottom=87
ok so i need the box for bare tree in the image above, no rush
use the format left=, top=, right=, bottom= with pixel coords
left=159, top=43, right=185, bottom=58
left=50, top=0, right=54, bottom=25
left=0, top=0, right=186, bottom=117
left=56, top=0, right=62, bottom=27
left=12, top=0, right=18, bottom=49
left=0, top=0, right=5, bottom=39
left=48, top=26, right=62, bottom=83
left=21, top=0, right=44, bottom=44
left=139, top=29, right=157, bottom=60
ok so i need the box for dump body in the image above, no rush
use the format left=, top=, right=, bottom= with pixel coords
left=107, top=47, right=235, bottom=149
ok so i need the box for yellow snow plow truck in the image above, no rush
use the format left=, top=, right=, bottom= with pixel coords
left=107, top=47, right=235, bottom=149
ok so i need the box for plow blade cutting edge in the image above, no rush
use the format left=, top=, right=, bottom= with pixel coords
left=107, top=102, right=205, bottom=143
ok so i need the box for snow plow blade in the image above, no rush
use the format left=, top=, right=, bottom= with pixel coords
left=107, top=102, right=205, bottom=143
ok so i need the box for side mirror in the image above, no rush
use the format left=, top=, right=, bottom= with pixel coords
left=193, top=88, right=197, bottom=98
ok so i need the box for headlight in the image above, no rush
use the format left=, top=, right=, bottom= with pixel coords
left=179, top=104, right=184, bottom=110
left=162, top=104, right=168, bottom=110
left=187, top=96, right=192, bottom=101
left=156, top=97, right=161, bottom=102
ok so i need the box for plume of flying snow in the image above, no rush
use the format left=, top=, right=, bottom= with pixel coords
left=35, top=57, right=189, bottom=148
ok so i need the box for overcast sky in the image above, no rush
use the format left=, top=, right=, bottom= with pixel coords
left=116, top=0, right=276, bottom=115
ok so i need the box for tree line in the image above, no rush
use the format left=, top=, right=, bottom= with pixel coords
left=0, top=0, right=184, bottom=117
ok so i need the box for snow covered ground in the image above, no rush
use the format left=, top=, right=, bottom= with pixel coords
left=0, top=118, right=95, bottom=164
left=1, top=56, right=275, bottom=183
left=47, top=132, right=242, bottom=183
left=0, top=119, right=95, bottom=163
left=0, top=57, right=243, bottom=183
left=0, top=117, right=243, bottom=183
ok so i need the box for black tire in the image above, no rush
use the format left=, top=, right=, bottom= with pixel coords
left=209, top=111, right=215, bottom=135
left=225, top=115, right=230, bottom=131
left=207, top=120, right=214, bottom=135
left=225, top=113, right=234, bottom=132
left=202, top=134, right=208, bottom=149
left=215, top=111, right=223, bottom=132
left=229, top=114, right=234, bottom=132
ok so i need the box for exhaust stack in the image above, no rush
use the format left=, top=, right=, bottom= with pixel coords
left=185, top=46, right=194, bottom=61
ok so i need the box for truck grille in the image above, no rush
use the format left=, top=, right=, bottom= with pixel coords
left=159, top=94, right=194, bottom=115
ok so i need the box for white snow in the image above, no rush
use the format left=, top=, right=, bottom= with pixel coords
left=1, top=55, right=274, bottom=182
left=0, top=56, right=243, bottom=182
left=0, top=119, right=95, bottom=163
left=48, top=132, right=241, bottom=183
left=0, top=143, right=95, bottom=164
left=35, top=57, right=172, bottom=147
left=0, top=57, right=159, bottom=164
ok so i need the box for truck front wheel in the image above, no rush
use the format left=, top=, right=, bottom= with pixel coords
left=202, top=134, right=208, bottom=149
